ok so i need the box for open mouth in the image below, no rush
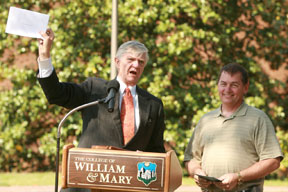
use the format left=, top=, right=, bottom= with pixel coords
left=129, top=71, right=137, bottom=75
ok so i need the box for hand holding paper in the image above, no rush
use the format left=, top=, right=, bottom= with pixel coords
left=38, top=28, right=55, bottom=60
left=5, top=7, right=49, bottom=39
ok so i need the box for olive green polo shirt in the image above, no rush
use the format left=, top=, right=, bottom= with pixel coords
left=184, top=103, right=283, bottom=191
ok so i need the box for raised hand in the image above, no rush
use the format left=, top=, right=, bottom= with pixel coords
left=38, top=28, right=54, bottom=61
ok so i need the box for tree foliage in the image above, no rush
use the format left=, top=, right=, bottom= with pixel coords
left=0, top=0, right=287, bottom=176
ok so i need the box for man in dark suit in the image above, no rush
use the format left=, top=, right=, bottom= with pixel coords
left=37, top=29, right=166, bottom=191
left=37, top=28, right=165, bottom=152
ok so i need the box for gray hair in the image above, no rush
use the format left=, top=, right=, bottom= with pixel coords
left=115, top=40, right=149, bottom=62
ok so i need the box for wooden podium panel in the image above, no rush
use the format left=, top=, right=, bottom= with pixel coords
left=62, top=145, right=182, bottom=192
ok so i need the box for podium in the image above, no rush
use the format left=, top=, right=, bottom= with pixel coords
left=61, top=144, right=182, bottom=192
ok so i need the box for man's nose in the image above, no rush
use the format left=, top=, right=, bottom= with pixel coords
left=225, top=85, right=232, bottom=92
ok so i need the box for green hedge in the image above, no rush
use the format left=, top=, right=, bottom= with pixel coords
left=0, top=0, right=287, bottom=176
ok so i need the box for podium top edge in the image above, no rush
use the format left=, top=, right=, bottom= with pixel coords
left=68, top=147, right=175, bottom=157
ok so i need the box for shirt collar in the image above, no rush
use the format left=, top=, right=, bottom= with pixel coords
left=214, top=102, right=248, bottom=118
left=116, top=76, right=136, bottom=96
left=234, top=102, right=248, bottom=116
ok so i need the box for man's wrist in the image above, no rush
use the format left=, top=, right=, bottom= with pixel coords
left=194, top=168, right=202, bottom=174
left=39, top=54, right=50, bottom=61
left=237, top=171, right=243, bottom=185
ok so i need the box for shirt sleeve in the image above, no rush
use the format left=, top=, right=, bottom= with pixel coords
left=37, top=57, right=54, bottom=78
left=184, top=122, right=203, bottom=163
left=254, top=111, right=284, bottom=161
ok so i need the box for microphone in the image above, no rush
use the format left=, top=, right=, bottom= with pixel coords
left=105, top=80, right=120, bottom=112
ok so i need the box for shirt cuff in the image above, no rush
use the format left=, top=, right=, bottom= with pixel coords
left=37, top=57, right=54, bottom=78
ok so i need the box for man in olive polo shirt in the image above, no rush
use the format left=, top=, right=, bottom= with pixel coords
left=184, top=63, right=283, bottom=192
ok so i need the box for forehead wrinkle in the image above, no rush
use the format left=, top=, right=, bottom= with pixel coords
left=126, top=51, right=146, bottom=57
left=123, top=52, right=147, bottom=65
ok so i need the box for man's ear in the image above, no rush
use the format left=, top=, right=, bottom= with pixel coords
left=115, top=58, right=119, bottom=69
left=244, top=80, right=249, bottom=94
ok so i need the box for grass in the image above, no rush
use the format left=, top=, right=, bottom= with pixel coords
left=0, top=172, right=57, bottom=186
left=263, top=179, right=288, bottom=186
left=0, top=172, right=287, bottom=187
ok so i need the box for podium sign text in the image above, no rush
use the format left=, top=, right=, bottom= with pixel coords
left=62, top=145, right=182, bottom=192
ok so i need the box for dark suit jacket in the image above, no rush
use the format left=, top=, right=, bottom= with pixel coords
left=38, top=70, right=166, bottom=153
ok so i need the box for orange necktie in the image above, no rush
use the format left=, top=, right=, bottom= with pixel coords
left=121, top=88, right=135, bottom=145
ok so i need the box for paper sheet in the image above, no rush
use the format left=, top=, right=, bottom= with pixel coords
left=5, top=7, right=49, bottom=38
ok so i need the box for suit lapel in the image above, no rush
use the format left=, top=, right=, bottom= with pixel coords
left=136, top=86, right=150, bottom=134
left=111, top=89, right=124, bottom=144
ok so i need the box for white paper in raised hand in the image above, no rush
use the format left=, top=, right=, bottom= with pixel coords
left=5, top=7, right=49, bottom=39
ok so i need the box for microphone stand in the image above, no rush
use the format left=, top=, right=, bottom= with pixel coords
left=54, top=98, right=106, bottom=192
left=54, top=83, right=117, bottom=192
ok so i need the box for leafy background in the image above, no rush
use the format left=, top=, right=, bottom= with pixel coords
left=0, top=0, right=287, bottom=178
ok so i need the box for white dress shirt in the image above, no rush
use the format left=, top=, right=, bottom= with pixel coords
left=37, top=58, right=54, bottom=78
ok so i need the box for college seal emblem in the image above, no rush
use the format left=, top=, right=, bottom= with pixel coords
left=137, top=162, right=157, bottom=186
